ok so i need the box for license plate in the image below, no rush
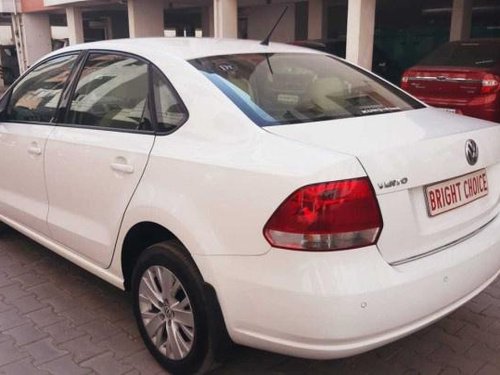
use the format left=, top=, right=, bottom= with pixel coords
left=441, top=107, right=457, bottom=113
left=425, top=169, right=488, bottom=217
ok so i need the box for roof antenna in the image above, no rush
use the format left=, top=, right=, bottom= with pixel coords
left=260, top=6, right=288, bottom=46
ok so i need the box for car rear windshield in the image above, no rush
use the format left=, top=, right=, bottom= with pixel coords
left=190, top=53, right=422, bottom=126
left=418, top=42, right=500, bottom=68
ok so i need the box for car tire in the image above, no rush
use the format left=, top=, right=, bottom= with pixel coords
left=131, top=241, right=229, bottom=374
left=0, top=222, right=8, bottom=234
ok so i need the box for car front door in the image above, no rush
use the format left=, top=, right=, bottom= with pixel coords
left=44, top=52, right=157, bottom=268
left=0, top=54, right=79, bottom=235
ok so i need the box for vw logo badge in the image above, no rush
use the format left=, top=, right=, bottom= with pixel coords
left=465, top=139, right=478, bottom=166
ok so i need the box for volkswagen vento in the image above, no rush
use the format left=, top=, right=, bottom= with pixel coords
left=0, top=38, right=499, bottom=374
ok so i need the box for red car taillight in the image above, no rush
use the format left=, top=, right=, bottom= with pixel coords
left=481, top=74, right=500, bottom=95
left=263, top=178, right=383, bottom=251
left=401, top=73, right=410, bottom=90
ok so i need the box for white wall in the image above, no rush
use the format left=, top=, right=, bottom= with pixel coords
left=51, top=26, right=69, bottom=40
left=450, top=0, right=472, bottom=41
left=214, top=0, right=237, bottom=38
left=164, top=29, right=176, bottom=37
left=128, top=0, right=164, bottom=37
left=346, top=0, right=375, bottom=70
left=245, top=3, right=296, bottom=42
left=44, top=0, right=92, bottom=5
left=0, top=0, right=15, bottom=12
left=22, top=13, right=52, bottom=66
left=0, top=25, right=13, bottom=45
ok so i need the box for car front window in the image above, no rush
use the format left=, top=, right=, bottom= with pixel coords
left=7, top=54, right=78, bottom=123
left=190, top=53, right=422, bottom=126
left=65, top=53, right=151, bottom=131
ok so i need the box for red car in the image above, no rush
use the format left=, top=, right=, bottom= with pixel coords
left=401, top=39, right=500, bottom=123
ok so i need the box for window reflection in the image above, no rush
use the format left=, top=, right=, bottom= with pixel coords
left=67, top=54, right=149, bottom=131
left=191, top=53, right=420, bottom=126
left=152, top=67, right=187, bottom=133
left=8, top=55, right=78, bottom=123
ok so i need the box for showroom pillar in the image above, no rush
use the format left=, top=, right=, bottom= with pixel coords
left=12, top=13, right=52, bottom=72
left=214, top=0, right=237, bottom=38
left=128, top=0, right=164, bottom=38
left=66, top=7, right=84, bottom=45
left=202, top=4, right=215, bottom=37
left=450, top=0, right=472, bottom=41
left=345, top=0, right=376, bottom=70
left=308, top=0, right=323, bottom=40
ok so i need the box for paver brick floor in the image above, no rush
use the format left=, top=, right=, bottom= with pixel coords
left=0, top=228, right=499, bottom=374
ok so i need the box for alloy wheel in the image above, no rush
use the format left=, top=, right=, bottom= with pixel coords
left=138, top=265, right=195, bottom=360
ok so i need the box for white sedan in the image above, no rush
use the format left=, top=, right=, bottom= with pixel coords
left=0, top=38, right=499, bottom=374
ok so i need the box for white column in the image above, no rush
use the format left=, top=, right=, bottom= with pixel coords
left=21, top=13, right=52, bottom=69
left=128, top=0, right=164, bottom=38
left=308, top=0, right=323, bottom=40
left=202, top=5, right=215, bottom=37
left=214, top=0, right=237, bottom=39
left=450, top=0, right=472, bottom=41
left=66, top=7, right=84, bottom=45
left=345, top=0, right=376, bottom=70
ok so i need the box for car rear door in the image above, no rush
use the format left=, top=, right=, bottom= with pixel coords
left=0, top=54, right=79, bottom=235
left=44, top=52, right=157, bottom=268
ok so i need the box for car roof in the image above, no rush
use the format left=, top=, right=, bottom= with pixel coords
left=56, top=37, right=321, bottom=61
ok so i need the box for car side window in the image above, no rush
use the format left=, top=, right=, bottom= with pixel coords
left=66, top=53, right=151, bottom=131
left=152, top=66, right=188, bottom=133
left=6, top=54, right=78, bottom=123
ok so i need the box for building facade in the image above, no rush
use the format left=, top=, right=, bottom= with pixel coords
left=0, top=0, right=499, bottom=84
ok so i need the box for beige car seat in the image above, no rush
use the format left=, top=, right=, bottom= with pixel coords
left=307, top=77, right=348, bottom=115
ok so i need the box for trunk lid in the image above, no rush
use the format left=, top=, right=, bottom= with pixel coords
left=402, top=66, right=497, bottom=100
left=265, top=107, right=500, bottom=264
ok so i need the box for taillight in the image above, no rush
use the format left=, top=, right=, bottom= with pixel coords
left=481, top=74, right=499, bottom=94
left=401, top=73, right=410, bottom=90
left=263, top=178, right=383, bottom=251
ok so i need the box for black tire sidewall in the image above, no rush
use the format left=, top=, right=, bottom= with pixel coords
left=131, top=243, right=210, bottom=375
left=0, top=222, right=8, bottom=234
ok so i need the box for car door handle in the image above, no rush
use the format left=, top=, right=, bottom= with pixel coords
left=111, top=162, right=134, bottom=174
left=28, top=144, right=42, bottom=156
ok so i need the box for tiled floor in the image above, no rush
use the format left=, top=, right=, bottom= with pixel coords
left=0, top=228, right=499, bottom=374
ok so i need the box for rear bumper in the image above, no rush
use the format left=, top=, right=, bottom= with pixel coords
left=200, top=214, right=500, bottom=359
left=415, top=94, right=500, bottom=123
